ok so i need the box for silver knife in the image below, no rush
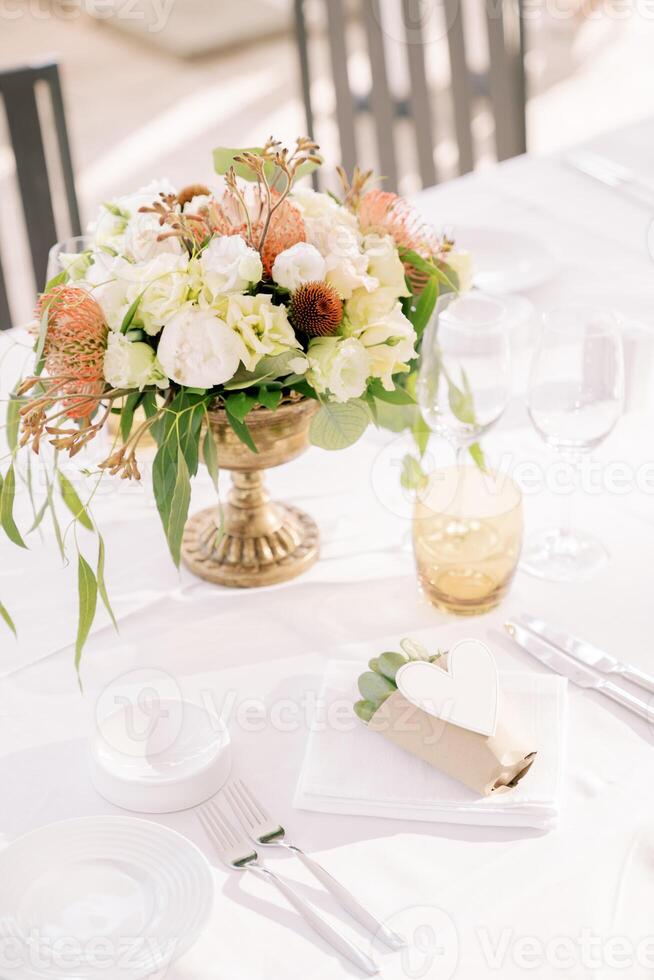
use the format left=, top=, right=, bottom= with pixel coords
left=505, top=621, right=654, bottom=723
left=567, top=150, right=654, bottom=209
left=517, top=614, right=654, bottom=696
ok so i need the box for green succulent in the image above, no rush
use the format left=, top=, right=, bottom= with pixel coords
left=353, top=639, right=445, bottom=725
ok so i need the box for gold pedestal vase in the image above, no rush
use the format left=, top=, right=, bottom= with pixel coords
left=181, top=398, right=320, bottom=587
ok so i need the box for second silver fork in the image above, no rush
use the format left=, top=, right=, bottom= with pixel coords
left=225, top=778, right=405, bottom=950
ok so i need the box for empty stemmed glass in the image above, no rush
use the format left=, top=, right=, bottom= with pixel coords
left=522, top=305, right=624, bottom=580
left=417, top=291, right=512, bottom=466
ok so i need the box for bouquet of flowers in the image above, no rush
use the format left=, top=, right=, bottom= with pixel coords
left=1, top=137, right=470, bottom=665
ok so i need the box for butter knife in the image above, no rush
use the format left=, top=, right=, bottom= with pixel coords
left=567, top=150, right=654, bottom=209
left=517, top=614, right=654, bottom=696
left=505, top=621, right=654, bottom=723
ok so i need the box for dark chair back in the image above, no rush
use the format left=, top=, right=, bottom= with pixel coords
left=294, top=0, right=527, bottom=191
left=0, top=60, right=81, bottom=329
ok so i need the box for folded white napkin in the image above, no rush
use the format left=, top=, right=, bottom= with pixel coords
left=294, top=659, right=568, bottom=830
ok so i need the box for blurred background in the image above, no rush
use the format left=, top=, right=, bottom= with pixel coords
left=2, top=0, right=654, bottom=326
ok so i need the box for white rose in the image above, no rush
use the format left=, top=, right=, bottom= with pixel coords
left=345, top=303, right=416, bottom=390
left=89, top=179, right=176, bottom=252
left=116, top=253, right=190, bottom=336
left=123, top=211, right=183, bottom=263
left=446, top=249, right=473, bottom=291
left=272, top=242, right=326, bottom=291
left=292, top=187, right=357, bottom=226
left=362, top=233, right=409, bottom=298
left=103, top=332, right=168, bottom=390
left=306, top=336, right=369, bottom=403
left=224, top=293, right=301, bottom=371
left=292, top=188, right=371, bottom=300
left=157, top=306, right=246, bottom=388
left=199, top=235, right=263, bottom=301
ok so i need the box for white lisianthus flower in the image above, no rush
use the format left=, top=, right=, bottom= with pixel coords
left=306, top=336, right=369, bottom=403
left=224, top=293, right=302, bottom=371
left=199, top=235, right=263, bottom=301
left=117, top=254, right=190, bottom=336
left=157, top=306, right=247, bottom=388
left=292, top=187, right=358, bottom=227
left=272, top=242, right=326, bottom=291
left=123, top=212, right=183, bottom=263
left=89, top=179, right=176, bottom=253
left=362, top=233, right=409, bottom=298
left=81, top=252, right=130, bottom=332
left=345, top=303, right=416, bottom=391
left=446, top=249, right=473, bottom=291
left=103, top=333, right=168, bottom=391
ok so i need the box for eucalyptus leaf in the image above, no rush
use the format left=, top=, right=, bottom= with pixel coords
left=353, top=699, right=378, bottom=723
left=400, top=454, right=428, bottom=492
left=223, top=351, right=302, bottom=390
left=309, top=401, right=369, bottom=451
left=58, top=471, right=94, bottom=531
left=368, top=380, right=416, bottom=406
left=166, top=448, right=191, bottom=567
left=1, top=464, right=26, bottom=548
left=447, top=377, right=475, bottom=425
left=119, top=293, right=142, bottom=335
left=202, top=426, right=220, bottom=492
left=468, top=442, right=487, bottom=472
left=410, top=275, right=439, bottom=338
left=358, top=670, right=395, bottom=704
left=97, top=535, right=117, bottom=631
left=0, top=599, right=16, bottom=638
left=119, top=392, right=143, bottom=443
left=44, top=269, right=68, bottom=291
left=75, top=553, right=98, bottom=674
left=6, top=396, right=21, bottom=452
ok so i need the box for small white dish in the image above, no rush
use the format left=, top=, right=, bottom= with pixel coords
left=453, top=226, right=556, bottom=294
left=0, top=816, right=214, bottom=980
left=90, top=698, right=231, bottom=813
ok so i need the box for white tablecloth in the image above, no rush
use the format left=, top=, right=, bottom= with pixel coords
left=2, top=120, right=654, bottom=979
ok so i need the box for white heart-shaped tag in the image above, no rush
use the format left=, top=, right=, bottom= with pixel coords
left=395, top=638, right=499, bottom=736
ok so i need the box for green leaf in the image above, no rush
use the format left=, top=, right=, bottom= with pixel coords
left=213, top=146, right=321, bottom=185
left=0, top=599, right=16, bottom=638
left=377, top=651, right=408, bottom=682
left=368, top=380, right=416, bottom=406
left=58, top=471, right=94, bottom=531
left=6, top=396, right=21, bottom=452
left=368, top=657, right=380, bottom=672
left=354, top=699, right=378, bottom=723
left=447, top=377, right=475, bottom=425
left=468, top=441, right=487, bottom=472
left=166, top=448, right=191, bottom=567
left=119, top=293, right=142, bottom=334
left=412, top=410, right=431, bottom=456
left=202, top=426, right=220, bottom=492
left=28, top=498, right=48, bottom=534
left=224, top=391, right=256, bottom=423
left=257, top=386, right=282, bottom=411
left=1, top=464, right=26, bottom=548
left=223, top=351, right=305, bottom=390
left=119, top=392, right=143, bottom=443
left=75, top=553, right=98, bottom=674
left=224, top=410, right=257, bottom=453
left=309, top=401, right=369, bottom=451
left=400, top=453, right=428, bottom=491
left=358, top=670, right=395, bottom=704
left=97, top=535, right=117, bottom=631
left=409, top=275, right=439, bottom=338
left=44, top=269, right=68, bottom=292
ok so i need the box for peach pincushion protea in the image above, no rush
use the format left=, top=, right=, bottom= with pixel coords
left=358, top=189, right=447, bottom=292
left=207, top=190, right=306, bottom=278
left=38, top=286, right=108, bottom=419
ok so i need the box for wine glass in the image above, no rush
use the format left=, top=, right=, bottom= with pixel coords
left=522, top=305, right=624, bottom=580
left=417, top=290, right=512, bottom=463
left=46, top=235, right=92, bottom=288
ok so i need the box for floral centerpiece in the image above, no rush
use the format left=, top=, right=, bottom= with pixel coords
left=0, top=138, right=470, bottom=667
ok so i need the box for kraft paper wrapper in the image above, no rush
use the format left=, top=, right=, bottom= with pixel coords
left=368, top=691, right=537, bottom=796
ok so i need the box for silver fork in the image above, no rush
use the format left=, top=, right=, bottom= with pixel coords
left=224, top=778, right=405, bottom=950
left=197, top=801, right=379, bottom=976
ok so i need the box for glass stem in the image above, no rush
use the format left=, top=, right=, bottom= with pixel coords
left=560, top=453, right=577, bottom=539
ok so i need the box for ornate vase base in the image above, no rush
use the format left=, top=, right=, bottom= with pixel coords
left=181, top=501, right=319, bottom=588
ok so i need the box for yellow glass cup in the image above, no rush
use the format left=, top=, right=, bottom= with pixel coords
left=413, top=465, right=523, bottom=615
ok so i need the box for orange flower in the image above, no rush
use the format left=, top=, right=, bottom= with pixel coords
left=358, top=190, right=445, bottom=292
left=37, top=286, right=108, bottom=419
left=207, top=189, right=306, bottom=278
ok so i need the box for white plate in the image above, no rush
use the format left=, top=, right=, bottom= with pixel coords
left=0, top=816, right=214, bottom=980
left=453, top=226, right=556, bottom=294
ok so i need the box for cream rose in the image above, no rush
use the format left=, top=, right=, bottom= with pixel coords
left=123, top=212, right=183, bottom=263
left=346, top=285, right=404, bottom=327
left=199, top=235, right=263, bottom=301
left=223, top=293, right=301, bottom=371
left=271, top=242, right=326, bottom=291
left=116, top=254, right=191, bottom=336
left=103, top=333, right=168, bottom=390
left=306, top=336, right=369, bottom=403
left=156, top=306, right=246, bottom=388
